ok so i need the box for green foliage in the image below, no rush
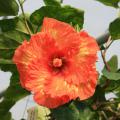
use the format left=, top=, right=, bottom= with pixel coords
left=0, top=17, right=30, bottom=62
left=0, top=64, right=30, bottom=119
left=0, top=30, right=29, bottom=65
left=109, top=18, right=120, bottom=40
left=100, top=55, right=120, bottom=115
left=99, top=75, right=120, bottom=92
left=115, top=86, right=120, bottom=97
left=107, top=55, right=118, bottom=72
left=92, top=86, right=106, bottom=103
left=30, top=5, right=84, bottom=30
left=0, top=18, right=18, bottom=32
left=0, top=49, right=14, bottom=60
left=51, top=102, right=80, bottom=120
left=102, top=56, right=120, bottom=80
left=3, top=31, right=30, bottom=43
left=17, top=14, right=36, bottom=34
left=43, top=0, right=61, bottom=6
left=2, top=112, right=12, bottom=120
left=96, top=0, right=120, bottom=8
left=102, top=70, right=120, bottom=80
left=0, top=34, right=20, bottom=49
left=0, top=0, right=19, bottom=16
left=100, top=56, right=120, bottom=97
left=0, top=59, right=13, bottom=64
left=0, top=16, right=30, bottom=120
left=0, top=16, right=34, bottom=34
left=51, top=101, right=98, bottom=120
left=108, top=80, right=120, bottom=92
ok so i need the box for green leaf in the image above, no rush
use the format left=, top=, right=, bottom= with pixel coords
left=0, top=99, right=15, bottom=118
left=102, top=69, right=120, bottom=80
left=0, top=34, right=20, bottom=49
left=17, top=14, right=36, bottom=34
left=3, top=30, right=30, bottom=43
left=43, top=0, right=61, bottom=6
left=109, top=18, right=120, bottom=40
left=99, top=75, right=107, bottom=85
left=0, top=49, right=15, bottom=59
left=2, top=112, right=12, bottom=120
left=0, top=30, right=30, bottom=61
left=0, top=64, right=30, bottom=118
left=75, top=101, right=99, bottom=120
left=78, top=108, right=97, bottom=120
left=0, top=16, right=34, bottom=34
left=0, top=18, right=18, bottom=32
left=30, top=5, right=84, bottom=29
left=92, top=86, right=106, bottom=102
left=107, top=55, right=118, bottom=72
left=51, top=102, right=80, bottom=120
left=51, top=101, right=98, bottom=120
left=88, top=86, right=106, bottom=109
left=0, top=17, right=30, bottom=118
left=107, top=80, right=120, bottom=92
left=99, top=75, right=120, bottom=92
left=0, top=59, right=13, bottom=64
left=96, top=0, right=120, bottom=8
left=114, top=87, right=120, bottom=97
left=102, top=56, right=120, bottom=80
left=0, top=0, right=19, bottom=16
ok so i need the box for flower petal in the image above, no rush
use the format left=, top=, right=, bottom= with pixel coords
left=13, top=40, right=36, bottom=87
left=45, top=75, right=79, bottom=100
left=41, top=17, right=80, bottom=56
left=44, top=63, right=98, bottom=100
left=34, top=92, right=70, bottom=108
left=13, top=32, right=57, bottom=87
left=78, top=65, right=98, bottom=100
left=77, top=31, right=99, bottom=64
left=24, top=58, right=50, bottom=92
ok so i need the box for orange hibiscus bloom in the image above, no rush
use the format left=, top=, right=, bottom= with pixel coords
left=13, top=18, right=99, bottom=108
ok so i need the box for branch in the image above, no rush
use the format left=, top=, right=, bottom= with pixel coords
left=101, top=36, right=112, bottom=72
left=18, top=0, right=32, bottom=35
left=100, top=36, right=113, bottom=89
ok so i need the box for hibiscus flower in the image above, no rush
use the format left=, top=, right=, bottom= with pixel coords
left=13, top=17, right=99, bottom=108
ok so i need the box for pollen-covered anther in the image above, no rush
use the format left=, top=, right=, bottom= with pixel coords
left=53, top=58, right=62, bottom=67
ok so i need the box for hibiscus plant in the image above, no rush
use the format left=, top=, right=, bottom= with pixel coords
left=0, top=0, right=120, bottom=120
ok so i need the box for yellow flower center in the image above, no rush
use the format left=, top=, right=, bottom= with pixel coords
left=53, top=58, right=62, bottom=68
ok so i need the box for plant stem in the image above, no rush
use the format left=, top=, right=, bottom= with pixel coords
left=101, top=111, right=108, bottom=120
left=18, top=0, right=32, bottom=35
left=101, top=36, right=112, bottom=72
left=101, top=36, right=113, bottom=89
